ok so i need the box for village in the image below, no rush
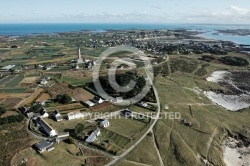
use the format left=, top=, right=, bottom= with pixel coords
left=0, top=29, right=250, bottom=166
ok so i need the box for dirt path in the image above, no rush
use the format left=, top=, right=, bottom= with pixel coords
left=152, top=130, right=164, bottom=166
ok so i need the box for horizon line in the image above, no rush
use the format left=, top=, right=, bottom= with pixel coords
left=0, top=23, right=250, bottom=26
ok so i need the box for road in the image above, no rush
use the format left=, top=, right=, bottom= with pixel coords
left=105, top=55, right=169, bottom=166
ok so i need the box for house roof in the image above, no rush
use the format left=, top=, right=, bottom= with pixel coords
left=100, top=119, right=109, bottom=125
left=35, top=140, right=54, bottom=151
left=27, top=112, right=34, bottom=118
left=37, top=117, right=55, bottom=134
left=86, top=128, right=100, bottom=143
left=85, top=100, right=95, bottom=106
left=55, top=114, right=63, bottom=121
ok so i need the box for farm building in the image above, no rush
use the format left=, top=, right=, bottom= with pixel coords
left=84, top=100, right=95, bottom=107
left=36, top=117, right=57, bottom=136
left=114, top=97, right=123, bottom=103
left=139, top=101, right=148, bottom=107
left=100, top=119, right=110, bottom=128
left=40, top=79, right=48, bottom=85
left=57, top=132, right=70, bottom=139
left=86, top=128, right=100, bottom=143
left=67, top=111, right=87, bottom=120
left=19, top=106, right=29, bottom=113
left=34, top=140, right=55, bottom=153
left=121, top=109, right=132, bottom=117
left=53, top=110, right=63, bottom=121
left=27, top=112, right=34, bottom=119
left=1, top=65, right=15, bottom=71
left=39, top=109, right=49, bottom=118
left=93, top=96, right=104, bottom=104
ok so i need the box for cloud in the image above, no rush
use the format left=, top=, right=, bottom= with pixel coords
left=230, top=5, right=249, bottom=15
left=151, top=5, right=162, bottom=10
left=180, top=5, right=250, bottom=23
left=1, top=5, right=250, bottom=24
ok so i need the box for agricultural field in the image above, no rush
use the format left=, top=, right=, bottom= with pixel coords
left=0, top=75, right=16, bottom=87
left=3, top=74, right=24, bottom=87
left=97, top=128, right=131, bottom=155
left=52, top=103, right=86, bottom=112
left=48, top=83, right=89, bottom=98
left=0, top=88, right=28, bottom=93
left=0, top=98, right=23, bottom=108
left=12, top=141, right=111, bottom=166
left=19, top=76, right=40, bottom=86
left=72, top=89, right=94, bottom=102
left=35, top=93, right=50, bottom=102
left=21, top=88, right=44, bottom=106
left=107, top=117, right=149, bottom=139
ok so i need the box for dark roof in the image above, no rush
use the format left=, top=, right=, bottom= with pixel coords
left=93, top=96, right=102, bottom=101
left=35, top=140, right=54, bottom=151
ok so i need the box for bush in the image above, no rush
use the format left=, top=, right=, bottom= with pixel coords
left=74, top=123, right=85, bottom=136
left=220, top=56, right=249, bottom=66
left=56, top=94, right=72, bottom=104
left=0, top=114, right=24, bottom=125
left=0, top=107, right=6, bottom=116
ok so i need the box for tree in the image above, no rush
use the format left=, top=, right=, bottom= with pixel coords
left=66, top=137, right=75, bottom=144
left=0, top=107, right=6, bottom=116
left=29, top=104, right=43, bottom=113
left=220, top=56, right=249, bottom=66
left=74, top=123, right=84, bottom=136
left=56, top=94, right=72, bottom=104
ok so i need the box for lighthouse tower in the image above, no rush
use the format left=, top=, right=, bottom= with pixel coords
left=76, top=48, right=84, bottom=64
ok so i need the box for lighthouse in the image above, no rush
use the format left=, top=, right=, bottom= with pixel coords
left=76, top=48, right=84, bottom=64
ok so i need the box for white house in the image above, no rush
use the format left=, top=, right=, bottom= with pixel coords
left=84, top=100, right=95, bottom=107
left=93, top=96, right=104, bottom=104
left=37, top=118, right=57, bottom=136
left=100, top=119, right=110, bottom=128
left=86, top=128, right=100, bottom=143
left=40, top=79, right=48, bottom=85
left=54, top=110, right=63, bottom=121
left=39, top=109, right=49, bottom=118
left=139, top=102, right=148, bottom=107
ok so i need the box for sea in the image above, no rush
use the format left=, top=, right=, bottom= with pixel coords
left=0, top=23, right=250, bottom=45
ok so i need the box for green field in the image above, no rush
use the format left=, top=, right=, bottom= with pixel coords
left=107, top=117, right=149, bottom=139
left=0, top=75, right=16, bottom=86
left=0, top=88, right=28, bottom=93
left=4, top=74, right=24, bottom=87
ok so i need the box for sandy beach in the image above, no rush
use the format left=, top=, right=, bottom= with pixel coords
left=223, top=137, right=250, bottom=166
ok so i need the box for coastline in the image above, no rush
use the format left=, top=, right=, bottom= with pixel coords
left=0, top=23, right=250, bottom=45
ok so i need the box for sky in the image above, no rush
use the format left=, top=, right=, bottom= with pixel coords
left=0, top=0, right=250, bottom=24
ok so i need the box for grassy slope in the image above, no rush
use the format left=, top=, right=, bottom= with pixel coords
left=116, top=135, right=161, bottom=166
left=152, top=55, right=250, bottom=166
